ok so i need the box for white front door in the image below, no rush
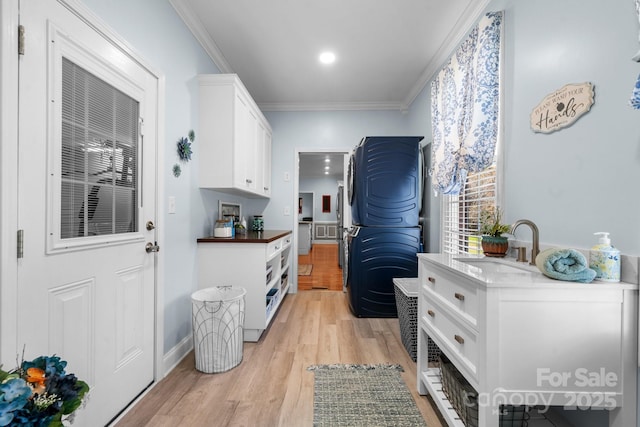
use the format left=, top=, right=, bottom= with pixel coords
left=17, top=1, right=158, bottom=424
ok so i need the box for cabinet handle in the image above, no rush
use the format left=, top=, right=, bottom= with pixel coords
left=246, top=179, right=253, bottom=184
left=428, top=277, right=436, bottom=284
left=454, top=334, right=465, bottom=344
left=264, top=187, right=269, bottom=191
left=454, top=292, right=465, bottom=301
left=427, top=309, right=435, bottom=317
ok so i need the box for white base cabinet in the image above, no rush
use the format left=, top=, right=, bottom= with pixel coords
left=197, top=231, right=292, bottom=341
left=416, top=253, right=638, bottom=427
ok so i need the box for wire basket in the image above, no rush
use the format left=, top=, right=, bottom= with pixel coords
left=439, top=353, right=530, bottom=427
left=393, top=278, right=441, bottom=362
left=191, top=286, right=246, bottom=373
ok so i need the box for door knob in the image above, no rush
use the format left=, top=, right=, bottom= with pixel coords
left=146, top=220, right=155, bottom=230
left=145, top=241, right=160, bottom=253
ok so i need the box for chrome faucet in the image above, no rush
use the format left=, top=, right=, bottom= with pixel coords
left=510, top=219, right=540, bottom=265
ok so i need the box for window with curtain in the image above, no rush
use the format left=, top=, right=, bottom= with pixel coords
left=430, top=11, right=503, bottom=254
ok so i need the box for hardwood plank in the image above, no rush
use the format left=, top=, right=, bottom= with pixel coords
left=114, top=290, right=446, bottom=427
left=297, top=244, right=343, bottom=291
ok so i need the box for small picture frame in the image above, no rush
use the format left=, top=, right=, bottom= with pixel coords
left=219, top=201, right=242, bottom=221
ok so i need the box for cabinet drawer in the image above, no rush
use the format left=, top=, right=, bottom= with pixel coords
left=267, top=237, right=284, bottom=260
left=423, top=269, right=479, bottom=325
left=421, top=298, right=478, bottom=383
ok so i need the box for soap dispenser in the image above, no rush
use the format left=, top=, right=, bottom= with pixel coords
left=589, top=232, right=621, bottom=282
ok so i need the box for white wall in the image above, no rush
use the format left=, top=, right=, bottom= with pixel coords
left=299, top=176, right=341, bottom=222
left=497, top=0, right=639, bottom=255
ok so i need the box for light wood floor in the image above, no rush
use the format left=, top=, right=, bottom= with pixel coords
left=297, top=243, right=344, bottom=291
left=114, top=290, right=445, bottom=427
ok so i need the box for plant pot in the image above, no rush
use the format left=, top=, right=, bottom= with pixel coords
left=481, top=236, right=509, bottom=257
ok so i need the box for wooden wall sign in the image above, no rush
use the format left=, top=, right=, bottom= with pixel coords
left=530, top=82, right=594, bottom=133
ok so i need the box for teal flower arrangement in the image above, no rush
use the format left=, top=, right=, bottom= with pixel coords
left=0, top=355, right=89, bottom=426
left=177, top=129, right=195, bottom=162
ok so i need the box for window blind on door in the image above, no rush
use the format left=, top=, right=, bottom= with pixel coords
left=60, top=57, right=139, bottom=239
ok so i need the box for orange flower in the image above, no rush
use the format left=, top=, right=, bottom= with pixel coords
left=26, top=367, right=46, bottom=395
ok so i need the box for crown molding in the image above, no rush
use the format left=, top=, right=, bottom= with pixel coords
left=169, top=0, right=233, bottom=73
left=403, top=0, right=492, bottom=108
left=172, top=0, right=492, bottom=112
left=258, top=101, right=406, bottom=112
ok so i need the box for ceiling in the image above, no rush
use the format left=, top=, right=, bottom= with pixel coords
left=298, top=153, right=345, bottom=180
left=170, top=0, right=490, bottom=112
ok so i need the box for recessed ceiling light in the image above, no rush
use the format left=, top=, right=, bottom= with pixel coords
left=319, top=51, right=336, bottom=65
left=325, top=158, right=330, bottom=163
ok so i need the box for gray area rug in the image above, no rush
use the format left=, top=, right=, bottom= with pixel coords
left=307, top=364, right=427, bottom=427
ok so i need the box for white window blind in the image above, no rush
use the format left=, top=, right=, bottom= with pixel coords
left=441, top=165, right=497, bottom=255
left=60, top=57, right=139, bottom=239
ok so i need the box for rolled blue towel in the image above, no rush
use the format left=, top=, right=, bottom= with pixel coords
left=535, top=248, right=597, bottom=283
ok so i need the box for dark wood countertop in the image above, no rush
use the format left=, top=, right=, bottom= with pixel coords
left=197, top=230, right=292, bottom=244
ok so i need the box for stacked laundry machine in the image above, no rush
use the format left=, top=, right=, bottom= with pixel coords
left=346, top=136, right=424, bottom=317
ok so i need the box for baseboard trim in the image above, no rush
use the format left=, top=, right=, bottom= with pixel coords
left=162, top=334, right=193, bottom=376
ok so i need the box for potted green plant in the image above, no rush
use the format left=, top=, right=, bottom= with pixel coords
left=479, top=207, right=511, bottom=257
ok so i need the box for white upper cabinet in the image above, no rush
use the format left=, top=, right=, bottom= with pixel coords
left=198, top=74, right=272, bottom=198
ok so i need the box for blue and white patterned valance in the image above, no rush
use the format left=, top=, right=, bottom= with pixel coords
left=431, top=11, right=503, bottom=195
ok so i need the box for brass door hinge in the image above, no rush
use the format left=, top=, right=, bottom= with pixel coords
left=17, top=229, right=24, bottom=258
left=18, top=25, right=25, bottom=55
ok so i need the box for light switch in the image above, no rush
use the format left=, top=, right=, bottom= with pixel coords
left=284, top=206, right=291, bottom=215
left=168, top=196, right=176, bottom=214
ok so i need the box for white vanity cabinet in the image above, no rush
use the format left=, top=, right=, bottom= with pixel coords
left=416, top=253, right=638, bottom=427
left=198, top=74, right=272, bottom=198
left=197, top=230, right=292, bottom=341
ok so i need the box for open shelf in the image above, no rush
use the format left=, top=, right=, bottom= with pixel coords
left=420, top=368, right=465, bottom=427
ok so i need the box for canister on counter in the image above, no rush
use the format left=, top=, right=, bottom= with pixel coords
left=252, top=215, right=264, bottom=231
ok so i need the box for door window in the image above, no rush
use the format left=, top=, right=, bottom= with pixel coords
left=59, top=57, right=139, bottom=240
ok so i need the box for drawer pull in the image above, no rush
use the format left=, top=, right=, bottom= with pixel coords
left=454, top=292, right=465, bottom=301
left=428, top=277, right=436, bottom=284
left=454, top=334, right=465, bottom=344
left=427, top=309, right=435, bottom=317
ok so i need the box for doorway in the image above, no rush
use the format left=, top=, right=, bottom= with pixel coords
left=296, top=151, right=348, bottom=291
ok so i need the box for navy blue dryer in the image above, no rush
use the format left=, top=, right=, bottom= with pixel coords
left=346, top=226, right=420, bottom=317
left=349, top=136, right=424, bottom=228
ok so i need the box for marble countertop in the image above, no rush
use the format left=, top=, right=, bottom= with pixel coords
left=418, top=253, right=638, bottom=290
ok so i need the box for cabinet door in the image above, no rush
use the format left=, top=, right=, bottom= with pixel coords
left=262, top=126, right=272, bottom=196
left=327, top=225, right=338, bottom=239
left=233, top=92, right=252, bottom=189
left=244, top=107, right=258, bottom=192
